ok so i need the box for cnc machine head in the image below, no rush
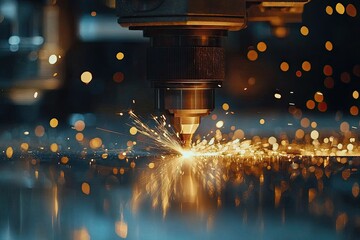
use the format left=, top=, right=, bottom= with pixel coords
left=116, top=0, right=309, bottom=148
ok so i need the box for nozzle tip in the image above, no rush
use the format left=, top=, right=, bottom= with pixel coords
left=180, top=134, right=192, bottom=149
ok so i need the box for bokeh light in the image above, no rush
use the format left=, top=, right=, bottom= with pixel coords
left=310, top=130, right=319, bottom=140
left=300, top=26, right=309, bottom=36
left=89, top=138, right=102, bottom=149
left=318, top=102, right=327, bottom=112
left=340, top=122, right=350, bottom=133
left=346, top=4, right=357, bottom=17
left=280, top=62, right=289, bottom=72
left=75, top=133, right=84, bottom=141
left=222, top=103, right=229, bottom=111
left=50, top=143, right=59, bottom=152
left=300, top=118, right=310, bottom=128
left=60, top=156, right=69, bottom=164
left=216, top=121, right=224, bottom=128
left=336, top=3, right=345, bottom=14
left=325, top=41, right=333, bottom=51
left=306, top=100, right=315, bottom=110
left=35, top=125, right=45, bottom=137
left=350, top=106, right=358, bottom=116
left=257, top=42, right=267, bottom=52
left=116, top=52, right=125, bottom=60
left=48, top=54, right=58, bottom=64
left=81, top=71, right=93, bottom=84
left=353, top=90, right=359, bottom=99
left=74, top=120, right=86, bottom=131
left=302, top=61, right=311, bottom=72
left=295, top=129, right=305, bottom=139
left=247, top=50, right=258, bottom=61
left=326, top=6, right=333, bottom=15
left=20, top=143, right=29, bottom=151
left=50, top=118, right=59, bottom=128
left=129, top=127, right=138, bottom=135
left=113, top=72, right=124, bottom=83
left=323, top=65, right=333, bottom=76
left=314, top=92, right=324, bottom=103
left=81, top=182, right=91, bottom=195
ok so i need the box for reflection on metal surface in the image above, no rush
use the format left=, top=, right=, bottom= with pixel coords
left=0, top=151, right=358, bottom=239
left=78, top=16, right=144, bottom=41
left=0, top=109, right=360, bottom=240
left=0, top=110, right=359, bottom=239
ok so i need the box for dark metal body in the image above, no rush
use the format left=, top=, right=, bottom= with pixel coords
left=116, top=0, right=309, bottom=147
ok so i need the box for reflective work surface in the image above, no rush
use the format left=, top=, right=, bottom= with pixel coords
left=0, top=154, right=359, bottom=240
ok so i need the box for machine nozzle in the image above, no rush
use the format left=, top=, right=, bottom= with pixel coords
left=170, top=111, right=203, bottom=148
left=117, top=0, right=309, bottom=150
left=179, top=134, right=193, bottom=149
left=148, top=30, right=225, bottom=148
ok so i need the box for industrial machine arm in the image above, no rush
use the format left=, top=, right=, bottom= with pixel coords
left=116, top=0, right=309, bottom=148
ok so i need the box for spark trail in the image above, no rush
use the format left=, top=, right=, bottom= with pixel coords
left=128, top=111, right=360, bottom=216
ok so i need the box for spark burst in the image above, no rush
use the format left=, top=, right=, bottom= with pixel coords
left=129, top=111, right=360, bottom=216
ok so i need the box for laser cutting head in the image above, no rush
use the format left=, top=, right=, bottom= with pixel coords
left=149, top=29, right=226, bottom=147
left=116, top=0, right=309, bottom=147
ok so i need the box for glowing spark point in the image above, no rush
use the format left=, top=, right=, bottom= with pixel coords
left=180, top=150, right=195, bottom=159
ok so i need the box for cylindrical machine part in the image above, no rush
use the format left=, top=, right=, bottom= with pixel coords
left=146, top=29, right=226, bottom=87
left=145, top=29, right=226, bottom=146
left=116, top=0, right=308, bottom=147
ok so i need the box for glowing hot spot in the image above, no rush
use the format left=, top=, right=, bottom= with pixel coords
left=181, top=150, right=195, bottom=158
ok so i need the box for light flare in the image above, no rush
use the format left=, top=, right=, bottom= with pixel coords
left=128, top=110, right=360, bottom=216
left=180, top=150, right=195, bottom=159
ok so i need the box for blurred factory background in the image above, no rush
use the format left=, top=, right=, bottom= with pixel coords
left=1, top=2, right=360, bottom=240
left=0, top=0, right=359, bottom=128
